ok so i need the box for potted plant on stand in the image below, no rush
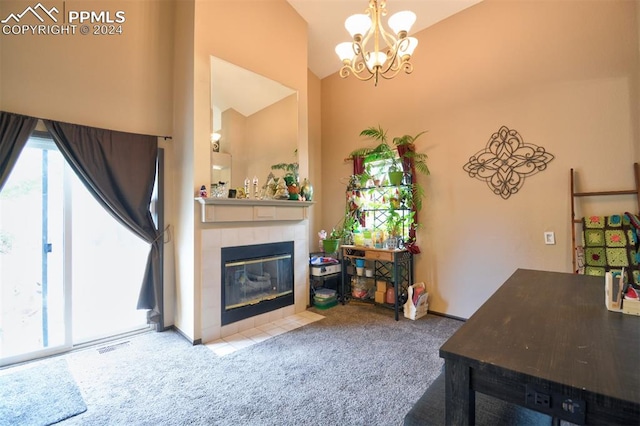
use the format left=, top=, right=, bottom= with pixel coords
left=385, top=209, right=415, bottom=250
left=322, top=234, right=341, bottom=254
left=321, top=208, right=360, bottom=254
left=352, top=126, right=397, bottom=185
left=387, top=158, right=404, bottom=186
left=392, top=131, right=430, bottom=178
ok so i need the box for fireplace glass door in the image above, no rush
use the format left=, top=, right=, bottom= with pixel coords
left=221, top=242, right=294, bottom=325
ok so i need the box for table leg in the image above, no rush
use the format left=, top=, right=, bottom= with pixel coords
left=393, top=262, right=399, bottom=320
left=444, top=359, right=475, bottom=425
left=340, top=255, right=346, bottom=304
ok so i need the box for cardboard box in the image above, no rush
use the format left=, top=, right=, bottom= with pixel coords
left=622, top=298, right=640, bottom=316
left=376, top=280, right=387, bottom=292
left=374, top=291, right=386, bottom=304
left=311, top=264, right=341, bottom=277
left=404, top=282, right=428, bottom=320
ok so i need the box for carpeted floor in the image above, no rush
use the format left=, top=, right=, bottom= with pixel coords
left=0, top=359, right=87, bottom=426
left=8, top=304, right=463, bottom=425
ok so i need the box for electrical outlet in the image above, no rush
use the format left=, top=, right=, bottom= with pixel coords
left=525, top=385, right=586, bottom=424
left=526, top=385, right=551, bottom=409
left=525, top=385, right=551, bottom=408
left=544, top=231, right=555, bottom=245
left=534, top=392, right=551, bottom=408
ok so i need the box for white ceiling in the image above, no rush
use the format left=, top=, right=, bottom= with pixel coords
left=287, top=0, right=484, bottom=79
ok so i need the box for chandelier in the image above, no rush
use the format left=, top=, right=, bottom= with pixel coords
left=335, top=0, right=418, bottom=86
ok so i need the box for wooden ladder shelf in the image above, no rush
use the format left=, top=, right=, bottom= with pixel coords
left=570, top=162, right=640, bottom=273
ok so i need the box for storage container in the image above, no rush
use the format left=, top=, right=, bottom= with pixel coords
left=313, top=295, right=337, bottom=309
left=311, top=264, right=341, bottom=277
left=314, top=288, right=336, bottom=299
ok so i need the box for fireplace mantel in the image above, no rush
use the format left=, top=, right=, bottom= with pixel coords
left=195, top=197, right=313, bottom=223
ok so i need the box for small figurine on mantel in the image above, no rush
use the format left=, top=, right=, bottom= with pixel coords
left=253, top=176, right=259, bottom=199
left=199, top=185, right=207, bottom=198
left=244, top=177, right=250, bottom=198
left=262, top=172, right=277, bottom=199
left=274, top=178, right=289, bottom=199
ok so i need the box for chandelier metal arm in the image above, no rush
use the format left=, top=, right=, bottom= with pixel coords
left=381, top=37, right=413, bottom=74
left=339, top=40, right=376, bottom=81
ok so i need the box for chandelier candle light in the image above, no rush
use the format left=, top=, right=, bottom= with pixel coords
left=335, top=0, right=418, bottom=86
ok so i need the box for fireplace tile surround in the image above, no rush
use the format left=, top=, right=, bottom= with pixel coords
left=200, top=221, right=310, bottom=343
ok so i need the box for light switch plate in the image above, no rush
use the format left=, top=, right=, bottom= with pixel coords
left=544, top=232, right=555, bottom=245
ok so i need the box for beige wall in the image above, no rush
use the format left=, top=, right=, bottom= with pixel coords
left=308, top=70, right=322, bottom=253
left=222, top=108, right=248, bottom=187
left=321, top=0, right=640, bottom=319
left=172, top=0, right=197, bottom=337
left=0, top=0, right=174, bottom=136
left=245, top=94, right=298, bottom=188
left=221, top=95, right=298, bottom=190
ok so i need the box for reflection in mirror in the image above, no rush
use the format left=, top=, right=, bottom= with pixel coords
left=210, top=56, right=298, bottom=192
left=211, top=152, right=231, bottom=183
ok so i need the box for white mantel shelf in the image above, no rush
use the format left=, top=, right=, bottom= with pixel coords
left=195, top=197, right=313, bottom=223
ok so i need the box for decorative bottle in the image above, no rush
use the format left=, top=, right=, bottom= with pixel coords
left=253, top=176, right=259, bottom=199
left=301, top=178, right=314, bottom=201
left=386, top=285, right=395, bottom=304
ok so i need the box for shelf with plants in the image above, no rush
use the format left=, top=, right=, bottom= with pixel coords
left=353, top=184, right=414, bottom=247
left=332, top=125, right=430, bottom=320
left=345, top=125, right=429, bottom=253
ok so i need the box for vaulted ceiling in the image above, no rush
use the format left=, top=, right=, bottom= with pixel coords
left=287, top=0, right=483, bottom=79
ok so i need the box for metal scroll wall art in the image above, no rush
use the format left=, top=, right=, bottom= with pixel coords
left=463, top=126, right=554, bottom=200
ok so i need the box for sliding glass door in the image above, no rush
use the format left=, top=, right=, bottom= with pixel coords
left=70, top=174, right=149, bottom=343
left=0, top=136, right=67, bottom=362
left=0, top=134, right=150, bottom=366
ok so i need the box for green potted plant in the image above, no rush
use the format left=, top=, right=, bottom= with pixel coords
left=387, top=158, right=404, bottom=186
left=348, top=126, right=397, bottom=185
left=354, top=125, right=429, bottom=207
left=386, top=208, right=415, bottom=246
left=322, top=235, right=341, bottom=254
left=323, top=207, right=360, bottom=253
left=353, top=125, right=429, bottom=187
left=354, top=164, right=375, bottom=188
left=392, top=131, right=430, bottom=177
left=386, top=210, right=404, bottom=237
left=348, top=127, right=395, bottom=161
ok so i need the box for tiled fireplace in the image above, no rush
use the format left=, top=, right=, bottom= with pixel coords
left=220, top=241, right=294, bottom=326
left=199, top=203, right=310, bottom=343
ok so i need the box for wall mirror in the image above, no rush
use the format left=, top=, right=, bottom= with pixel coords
left=210, top=56, right=298, bottom=192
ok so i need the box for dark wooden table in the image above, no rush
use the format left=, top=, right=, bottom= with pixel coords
left=439, top=268, right=640, bottom=425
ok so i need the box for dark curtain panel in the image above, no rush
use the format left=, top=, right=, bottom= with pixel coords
left=0, top=112, right=38, bottom=191
left=43, top=120, right=162, bottom=325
